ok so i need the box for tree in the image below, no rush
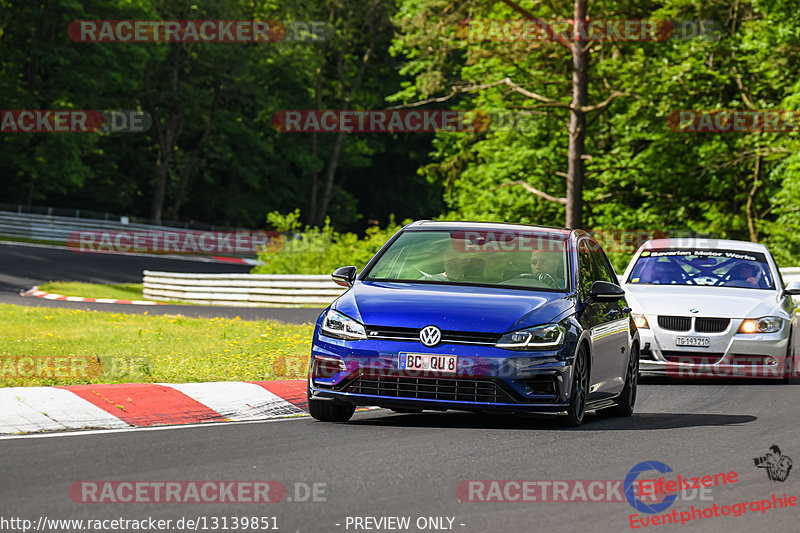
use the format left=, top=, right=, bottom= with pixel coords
left=391, top=0, right=630, bottom=228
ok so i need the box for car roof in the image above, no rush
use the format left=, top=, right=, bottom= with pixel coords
left=404, top=220, right=573, bottom=237
left=639, top=238, right=770, bottom=254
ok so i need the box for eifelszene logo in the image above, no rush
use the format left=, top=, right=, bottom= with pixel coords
left=625, top=461, right=678, bottom=514
left=754, top=445, right=793, bottom=482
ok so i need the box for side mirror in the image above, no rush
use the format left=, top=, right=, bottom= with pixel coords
left=588, top=280, right=625, bottom=301
left=332, top=266, right=357, bottom=288
left=783, top=281, right=800, bottom=296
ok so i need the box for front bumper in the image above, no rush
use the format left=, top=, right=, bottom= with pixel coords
left=308, top=335, right=577, bottom=414
left=637, top=317, right=790, bottom=379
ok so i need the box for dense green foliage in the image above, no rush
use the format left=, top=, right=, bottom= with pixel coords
left=2, top=0, right=799, bottom=264
left=253, top=210, right=407, bottom=273
left=390, top=0, right=800, bottom=263
left=0, top=0, right=441, bottom=229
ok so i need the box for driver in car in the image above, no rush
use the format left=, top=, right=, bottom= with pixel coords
left=503, top=250, right=562, bottom=288
left=530, top=251, right=561, bottom=287
left=728, top=263, right=760, bottom=288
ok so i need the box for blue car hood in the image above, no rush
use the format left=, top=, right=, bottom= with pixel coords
left=333, top=281, right=573, bottom=333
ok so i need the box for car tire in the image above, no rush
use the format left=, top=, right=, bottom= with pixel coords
left=561, top=344, right=589, bottom=427
left=307, top=388, right=356, bottom=422
left=603, top=344, right=639, bottom=417
left=781, top=351, right=794, bottom=384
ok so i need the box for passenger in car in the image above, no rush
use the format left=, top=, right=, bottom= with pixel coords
left=425, top=249, right=469, bottom=282
left=656, top=261, right=685, bottom=284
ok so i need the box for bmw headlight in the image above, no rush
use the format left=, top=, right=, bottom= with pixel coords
left=738, top=316, right=783, bottom=334
left=496, top=324, right=565, bottom=350
left=321, top=310, right=367, bottom=340
left=632, top=314, right=649, bottom=329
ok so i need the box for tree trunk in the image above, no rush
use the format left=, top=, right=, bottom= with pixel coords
left=746, top=155, right=761, bottom=242
left=566, top=0, right=588, bottom=229
left=145, top=46, right=184, bottom=225
left=171, top=83, right=221, bottom=220
left=314, top=130, right=347, bottom=226
left=151, top=162, right=169, bottom=224
left=309, top=0, right=379, bottom=226
left=308, top=49, right=326, bottom=226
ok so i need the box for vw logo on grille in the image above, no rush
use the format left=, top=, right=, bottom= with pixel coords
left=419, top=325, right=442, bottom=347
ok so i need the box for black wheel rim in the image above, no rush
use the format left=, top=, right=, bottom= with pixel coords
left=628, top=347, right=639, bottom=407
left=573, top=348, right=587, bottom=419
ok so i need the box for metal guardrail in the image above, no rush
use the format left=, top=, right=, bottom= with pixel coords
left=0, top=203, right=239, bottom=231
left=144, top=268, right=800, bottom=308
left=143, top=271, right=346, bottom=307
left=0, top=210, right=260, bottom=257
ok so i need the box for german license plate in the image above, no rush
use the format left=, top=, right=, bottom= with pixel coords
left=676, top=337, right=710, bottom=347
left=399, top=353, right=457, bottom=373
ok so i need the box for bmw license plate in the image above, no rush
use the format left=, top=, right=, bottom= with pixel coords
left=399, top=353, right=457, bottom=373
left=675, top=337, right=710, bottom=347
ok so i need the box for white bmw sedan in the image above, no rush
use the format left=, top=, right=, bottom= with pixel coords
left=621, top=238, right=800, bottom=381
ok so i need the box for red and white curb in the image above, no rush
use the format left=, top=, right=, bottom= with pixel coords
left=0, top=379, right=314, bottom=434
left=21, top=286, right=163, bottom=305
left=211, top=256, right=260, bottom=265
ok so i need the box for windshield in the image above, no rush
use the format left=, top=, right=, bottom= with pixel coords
left=364, top=229, right=570, bottom=291
left=627, top=248, right=774, bottom=289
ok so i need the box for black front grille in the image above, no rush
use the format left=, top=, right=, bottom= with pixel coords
left=365, top=326, right=417, bottom=340
left=658, top=316, right=691, bottom=331
left=365, top=326, right=502, bottom=345
left=344, top=375, right=515, bottom=404
left=662, top=351, right=722, bottom=364
left=443, top=330, right=504, bottom=344
left=695, top=318, right=730, bottom=333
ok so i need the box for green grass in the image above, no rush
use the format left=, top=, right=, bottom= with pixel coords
left=0, top=236, right=67, bottom=247
left=0, top=304, right=314, bottom=387
left=39, top=281, right=146, bottom=301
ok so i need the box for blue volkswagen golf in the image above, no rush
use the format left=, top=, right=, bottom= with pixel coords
left=307, top=221, right=638, bottom=426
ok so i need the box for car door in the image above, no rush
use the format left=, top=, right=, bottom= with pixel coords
left=576, top=239, right=614, bottom=401
left=590, top=244, right=630, bottom=395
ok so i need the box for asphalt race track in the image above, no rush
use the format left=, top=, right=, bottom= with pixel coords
left=2, top=378, right=799, bottom=533
left=0, top=241, right=324, bottom=323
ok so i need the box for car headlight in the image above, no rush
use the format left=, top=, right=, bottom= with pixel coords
left=632, top=314, right=649, bottom=329
left=496, top=324, right=565, bottom=350
left=738, top=317, right=783, bottom=334
left=321, top=309, right=367, bottom=340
